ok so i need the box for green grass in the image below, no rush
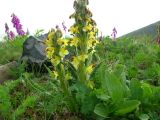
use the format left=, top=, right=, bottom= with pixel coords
left=0, top=36, right=27, bottom=64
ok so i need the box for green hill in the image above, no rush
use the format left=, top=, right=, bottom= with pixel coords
left=120, top=21, right=160, bottom=39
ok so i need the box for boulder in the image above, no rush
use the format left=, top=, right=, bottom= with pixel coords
left=20, top=34, right=52, bottom=72
left=21, top=34, right=48, bottom=64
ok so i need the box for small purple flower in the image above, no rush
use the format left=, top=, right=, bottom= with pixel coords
left=11, top=13, right=25, bottom=36
left=111, top=27, right=117, bottom=40
left=9, top=31, right=15, bottom=40
left=62, top=21, right=67, bottom=33
left=5, top=22, right=15, bottom=40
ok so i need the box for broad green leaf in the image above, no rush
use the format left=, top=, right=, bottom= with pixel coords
left=114, top=100, right=140, bottom=115
left=94, top=103, right=110, bottom=118
left=103, top=71, right=124, bottom=103
left=95, top=63, right=125, bottom=103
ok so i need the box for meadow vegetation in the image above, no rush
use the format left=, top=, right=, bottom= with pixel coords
left=0, top=0, right=160, bottom=120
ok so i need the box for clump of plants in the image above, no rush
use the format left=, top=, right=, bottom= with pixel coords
left=44, top=0, right=160, bottom=119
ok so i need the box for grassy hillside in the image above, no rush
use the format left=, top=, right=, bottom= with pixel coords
left=0, top=35, right=160, bottom=119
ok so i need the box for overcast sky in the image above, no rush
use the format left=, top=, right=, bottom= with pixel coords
left=0, top=0, right=160, bottom=38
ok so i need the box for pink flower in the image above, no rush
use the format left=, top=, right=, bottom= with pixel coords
left=11, top=13, right=25, bottom=36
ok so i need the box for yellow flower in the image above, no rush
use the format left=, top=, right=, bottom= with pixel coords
left=92, top=39, right=99, bottom=46
left=88, top=31, right=95, bottom=39
left=86, top=64, right=94, bottom=74
left=46, top=47, right=54, bottom=59
left=87, top=39, right=99, bottom=50
left=87, top=39, right=94, bottom=49
left=69, top=37, right=79, bottom=47
left=86, top=18, right=92, bottom=23
left=59, top=47, right=69, bottom=58
left=69, top=25, right=79, bottom=33
left=46, top=47, right=54, bottom=52
left=71, top=56, right=80, bottom=70
left=78, top=54, right=88, bottom=62
left=45, top=39, right=52, bottom=47
left=51, top=56, right=61, bottom=66
left=83, top=24, right=93, bottom=32
left=57, top=38, right=69, bottom=47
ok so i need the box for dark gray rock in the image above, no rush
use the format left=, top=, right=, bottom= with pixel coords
left=21, top=34, right=48, bottom=64
left=20, top=34, right=53, bottom=73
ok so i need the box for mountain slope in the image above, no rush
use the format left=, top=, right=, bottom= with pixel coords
left=120, top=21, right=160, bottom=39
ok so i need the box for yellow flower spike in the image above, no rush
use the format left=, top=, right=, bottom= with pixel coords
left=46, top=47, right=54, bottom=59
left=69, top=37, right=79, bottom=47
left=51, top=56, right=61, bottom=66
left=69, top=25, right=79, bottom=34
left=78, top=54, right=88, bottom=62
left=59, top=47, right=69, bottom=58
left=83, top=24, right=93, bottom=32
left=86, top=64, right=94, bottom=74
left=71, top=56, right=80, bottom=70
left=87, top=81, right=94, bottom=89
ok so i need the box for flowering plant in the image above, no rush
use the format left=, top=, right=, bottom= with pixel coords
left=11, top=13, right=25, bottom=36
left=45, top=0, right=100, bottom=112
left=5, top=23, right=15, bottom=40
